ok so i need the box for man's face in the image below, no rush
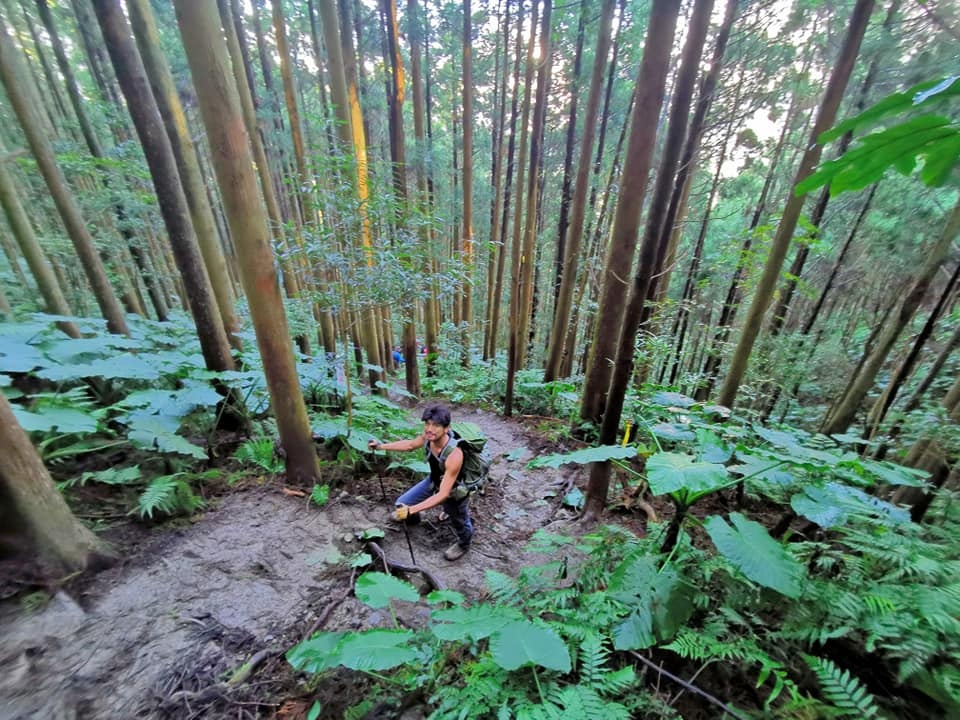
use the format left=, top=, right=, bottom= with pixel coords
left=423, top=420, right=447, bottom=442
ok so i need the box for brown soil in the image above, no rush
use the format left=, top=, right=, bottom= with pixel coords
left=0, top=405, right=627, bottom=720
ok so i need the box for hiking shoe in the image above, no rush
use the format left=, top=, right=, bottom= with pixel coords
left=443, top=542, right=469, bottom=561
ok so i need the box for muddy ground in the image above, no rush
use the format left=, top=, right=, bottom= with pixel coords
left=0, top=406, right=616, bottom=720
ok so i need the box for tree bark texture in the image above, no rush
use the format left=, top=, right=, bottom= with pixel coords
left=0, top=393, right=109, bottom=576
left=129, top=0, right=241, bottom=348
left=173, top=0, right=320, bottom=484
left=583, top=0, right=682, bottom=519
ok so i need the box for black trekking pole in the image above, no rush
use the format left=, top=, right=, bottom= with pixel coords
left=369, top=438, right=387, bottom=501
left=401, top=520, right=417, bottom=565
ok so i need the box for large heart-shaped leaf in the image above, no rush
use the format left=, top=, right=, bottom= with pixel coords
left=527, top=444, right=636, bottom=469
left=286, top=629, right=420, bottom=673
left=489, top=620, right=571, bottom=672
left=13, top=406, right=99, bottom=434
left=705, top=513, right=804, bottom=598
left=286, top=631, right=346, bottom=673
left=337, top=630, right=421, bottom=670
left=646, top=452, right=730, bottom=504
left=354, top=572, right=420, bottom=608
left=431, top=603, right=519, bottom=642
left=791, top=483, right=911, bottom=529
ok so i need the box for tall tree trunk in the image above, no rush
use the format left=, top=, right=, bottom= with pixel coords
left=550, top=0, right=586, bottom=314
left=583, top=0, right=682, bottom=519
left=173, top=0, right=320, bottom=484
left=0, top=140, right=80, bottom=338
left=865, top=260, right=960, bottom=438
left=544, top=0, right=615, bottom=381
left=460, top=0, right=475, bottom=347
left=272, top=0, right=309, bottom=227
left=487, top=0, right=523, bottom=364
left=381, top=0, right=421, bottom=396
left=217, top=0, right=301, bottom=301
left=0, top=17, right=129, bottom=335
left=129, top=0, right=241, bottom=349
left=579, top=0, right=689, bottom=425
left=717, top=0, right=876, bottom=409
left=92, top=0, right=235, bottom=373
left=33, top=0, right=103, bottom=155
left=516, top=0, right=552, bottom=370
left=342, top=0, right=386, bottom=379
left=629, top=0, right=715, bottom=384
left=0, top=394, right=110, bottom=576
left=821, top=198, right=960, bottom=436
left=406, top=0, right=439, bottom=375
left=767, top=184, right=878, bottom=418
left=504, top=0, right=539, bottom=417
left=19, top=0, right=71, bottom=133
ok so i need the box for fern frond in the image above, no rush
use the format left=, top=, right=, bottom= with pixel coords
left=805, top=655, right=881, bottom=718
left=595, top=665, right=636, bottom=696
left=485, top=570, right=521, bottom=605
left=138, top=475, right=202, bottom=518
left=578, top=634, right=606, bottom=687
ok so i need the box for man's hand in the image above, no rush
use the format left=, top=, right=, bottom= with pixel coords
left=393, top=504, right=411, bottom=521
left=368, top=438, right=381, bottom=451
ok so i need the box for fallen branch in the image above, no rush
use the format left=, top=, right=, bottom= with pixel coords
left=365, top=541, right=445, bottom=591
left=628, top=651, right=748, bottom=720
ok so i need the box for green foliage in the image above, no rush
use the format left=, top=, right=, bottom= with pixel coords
left=353, top=572, right=420, bottom=608
left=645, top=452, right=732, bottom=506
left=137, top=472, right=209, bottom=519
left=805, top=655, right=882, bottom=718
left=310, top=484, right=330, bottom=508
left=798, top=76, right=960, bottom=196
left=704, top=513, right=805, bottom=598
left=527, top=444, right=637, bottom=469
left=234, top=438, right=284, bottom=474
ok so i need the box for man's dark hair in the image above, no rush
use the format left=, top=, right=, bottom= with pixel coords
left=421, top=404, right=451, bottom=427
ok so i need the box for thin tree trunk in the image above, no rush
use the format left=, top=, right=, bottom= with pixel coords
left=460, top=0, right=475, bottom=346
left=866, top=261, right=960, bottom=438
left=487, top=0, right=522, bottom=363
left=821, top=198, right=960, bottom=435
left=551, top=0, right=587, bottom=311
left=516, top=0, right=552, bottom=370
left=504, top=0, right=539, bottom=417
left=544, top=0, right=614, bottom=381
left=0, top=141, right=79, bottom=337
left=0, top=17, right=128, bottom=335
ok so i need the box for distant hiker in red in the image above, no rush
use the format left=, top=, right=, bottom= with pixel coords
left=367, top=404, right=473, bottom=561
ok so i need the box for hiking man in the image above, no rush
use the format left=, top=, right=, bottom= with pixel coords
left=367, top=404, right=473, bottom=561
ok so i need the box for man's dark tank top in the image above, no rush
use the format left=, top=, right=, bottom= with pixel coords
left=426, top=434, right=461, bottom=487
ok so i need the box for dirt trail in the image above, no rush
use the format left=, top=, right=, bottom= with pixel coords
left=0, top=406, right=578, bottom=719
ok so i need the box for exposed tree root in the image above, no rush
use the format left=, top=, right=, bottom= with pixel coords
left=365, top=541, right=446, bottom=591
